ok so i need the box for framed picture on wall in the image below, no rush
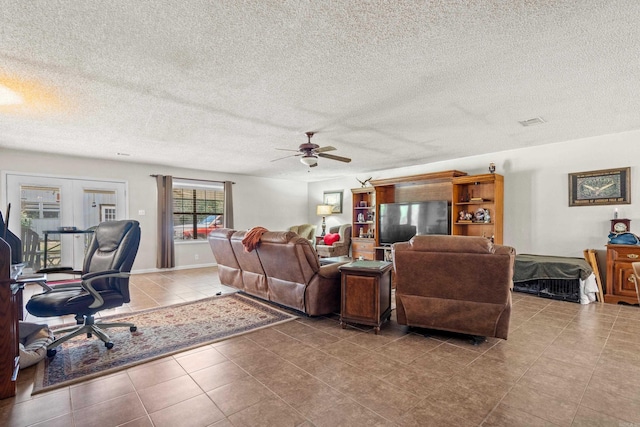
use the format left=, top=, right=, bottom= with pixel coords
left=568, top=167, right=630, bottom=206
left=323, top=190, right=343, bottom=213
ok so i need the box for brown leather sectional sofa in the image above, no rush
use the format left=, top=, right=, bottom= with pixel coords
left=208, top=228, right=345, bottom=316
left=392, top=235, right=515, bottom=339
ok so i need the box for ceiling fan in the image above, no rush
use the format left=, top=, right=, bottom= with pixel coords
left=271, top=132, right=351, bottom=167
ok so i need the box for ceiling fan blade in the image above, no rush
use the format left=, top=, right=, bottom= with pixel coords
left=270, top=153, right=301, bottom=162
left=310, top=163, right=318, bottom=168
left=275, top=148, right=301, bottom=152
left=316, top=146, right=336, bottom=153
left=318, top=153, right=352, bottom=163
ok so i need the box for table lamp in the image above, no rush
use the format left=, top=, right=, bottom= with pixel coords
left=316, top=204, right=333, bottom=236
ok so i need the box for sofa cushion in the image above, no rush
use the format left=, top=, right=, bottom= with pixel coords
left=323, top=233, right=340, bottom=246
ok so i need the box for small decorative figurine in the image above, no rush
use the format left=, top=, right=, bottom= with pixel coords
left=489, top=162, right=496, bottom=174
left=356, top=177, right=372, bottom=187
left=474, top=208, right=485, bottom=222
left=483, top=209, right=491, bottom=223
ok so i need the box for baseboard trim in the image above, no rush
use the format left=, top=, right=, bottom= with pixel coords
left=132, top=263, right=217, bottom=275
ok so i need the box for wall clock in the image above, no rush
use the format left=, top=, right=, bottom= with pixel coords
left=610, top=218, right=631, bottom=233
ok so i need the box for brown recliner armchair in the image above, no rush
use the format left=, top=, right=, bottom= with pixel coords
left=392, top=235, right=515, bottom=340
left=256, top=231, right=343, bottom=316
left=230, top=230, right=268, bottom=300
left=288, top=224, right=317, bottom=248
left=208, top=228, right=243, bottom=290
left=316, top=224, right=352, bottom=258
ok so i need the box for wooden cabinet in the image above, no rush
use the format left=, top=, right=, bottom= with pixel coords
left=451, top=173, right=504, bottom=244
left=351, top=187, right=376, bottom=239
left=605, top=244, right=640, bottom=304
left=339, top=260, right=393, bottom=334
left=0, top=239, right=19, bottom=399
left=352, top=238, right=375, bottom=260
left=351, top=188, right=376, bottom=259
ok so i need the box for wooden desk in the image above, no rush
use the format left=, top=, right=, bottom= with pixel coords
left=0, top=238, right=20, bottom=399
left=338, top=260, right=393, bottom=334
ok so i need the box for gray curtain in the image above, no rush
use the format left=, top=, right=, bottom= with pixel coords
left=224, top=180, right=234, bottom=229
left=156, top=175, right=175, bottom=268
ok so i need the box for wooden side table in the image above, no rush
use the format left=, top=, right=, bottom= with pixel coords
left=338, top=260, right=393, bottom=334
left=605, top=244, right=640, bottom=304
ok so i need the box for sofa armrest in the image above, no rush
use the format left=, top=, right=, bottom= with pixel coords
left=318, top=262, right=348, bottom=279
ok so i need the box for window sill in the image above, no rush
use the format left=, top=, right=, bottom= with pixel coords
left=174, top=240, right=210, bottom=245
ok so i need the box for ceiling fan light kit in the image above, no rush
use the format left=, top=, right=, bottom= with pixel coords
left=300, top=155, right=318, bottom=166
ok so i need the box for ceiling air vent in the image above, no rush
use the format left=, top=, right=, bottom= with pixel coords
left=518, top=117, right=545, bottom=127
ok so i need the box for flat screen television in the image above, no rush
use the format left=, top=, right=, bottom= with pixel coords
left=379, top=200, right=449, bottom=245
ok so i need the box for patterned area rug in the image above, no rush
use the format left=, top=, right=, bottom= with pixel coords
left=33, top=293, right=297, bottom=394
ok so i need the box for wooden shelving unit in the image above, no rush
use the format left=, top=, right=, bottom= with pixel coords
left=350, top=171, right=504, bottom=259
left=451, top=173, right=504, bottom=244
left=351, top=187, right=376, bottom=260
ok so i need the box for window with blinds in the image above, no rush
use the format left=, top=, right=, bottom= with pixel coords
left=172, top=180, right=225, bottom=240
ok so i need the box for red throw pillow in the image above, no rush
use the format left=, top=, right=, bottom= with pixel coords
left=323, top=233, right=340, bottom=246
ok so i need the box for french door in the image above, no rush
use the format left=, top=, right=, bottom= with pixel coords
left=5, top=174, right=127, bottom=271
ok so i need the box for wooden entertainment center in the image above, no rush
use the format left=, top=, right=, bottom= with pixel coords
left=351, top=170, right=504, bottom=260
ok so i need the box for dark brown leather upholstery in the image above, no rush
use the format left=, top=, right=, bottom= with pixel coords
left=230, top=231, right=268, bottom=300
left=208, top=228, right=243, bottom=290
left=208, top=229, right=343, bottom=315
left=392, top=235, right=515, bottom=339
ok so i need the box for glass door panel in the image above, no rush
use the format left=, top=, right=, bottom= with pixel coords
left=6, top=174, right=127, bottom=271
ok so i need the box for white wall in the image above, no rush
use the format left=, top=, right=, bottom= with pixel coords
left=308, top=129, right=640, bottom=258
left=0, top=149, right=308, bottom=272
left=4, top=128, right=639, bottom=270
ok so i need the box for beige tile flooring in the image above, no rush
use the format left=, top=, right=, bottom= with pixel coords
left=2, top=267, right=640, bottom=426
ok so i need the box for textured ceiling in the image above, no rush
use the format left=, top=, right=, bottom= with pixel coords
left=1, top=1, right=640, bottom=182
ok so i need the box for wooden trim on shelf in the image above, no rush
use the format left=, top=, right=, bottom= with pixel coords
left=451, top=173, right=502, bottom=185
left=370, top=170, right=467, bottom=187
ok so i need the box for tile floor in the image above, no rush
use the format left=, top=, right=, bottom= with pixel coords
left=2, top=267, right=640, bottom=426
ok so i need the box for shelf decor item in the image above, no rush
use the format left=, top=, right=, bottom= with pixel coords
left=568, top=167, right=630, bottom=206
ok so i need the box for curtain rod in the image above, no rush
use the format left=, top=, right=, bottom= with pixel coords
left=150, top=175, right=235, bottom=184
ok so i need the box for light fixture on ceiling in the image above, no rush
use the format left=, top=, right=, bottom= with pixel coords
left=300, top=155, right=317, bottom=166
left=0, top=84, right=24, bottom=106
left=518, top=117, right=545, bottom=127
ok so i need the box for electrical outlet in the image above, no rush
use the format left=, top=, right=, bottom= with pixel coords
left=195, top=254, right=199, bottom=260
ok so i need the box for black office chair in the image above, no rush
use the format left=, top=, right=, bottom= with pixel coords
left=26, top=220, right=141, bottom=357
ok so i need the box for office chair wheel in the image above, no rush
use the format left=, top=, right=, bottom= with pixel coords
left=105, top=342, right=114, bottom=349
left=130, top=326, right=137, bottom=332
left=47, top=348, right=57, bottom=358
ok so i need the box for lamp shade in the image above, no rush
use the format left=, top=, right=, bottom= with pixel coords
left=316, top=204, right=333, bottom=216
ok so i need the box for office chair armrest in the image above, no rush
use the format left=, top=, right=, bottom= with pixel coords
left=81, top=269, right=120, bottom=281
left=82, top=270, right=131, bottom=309
left=37, top=266, right=77, bottom=274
